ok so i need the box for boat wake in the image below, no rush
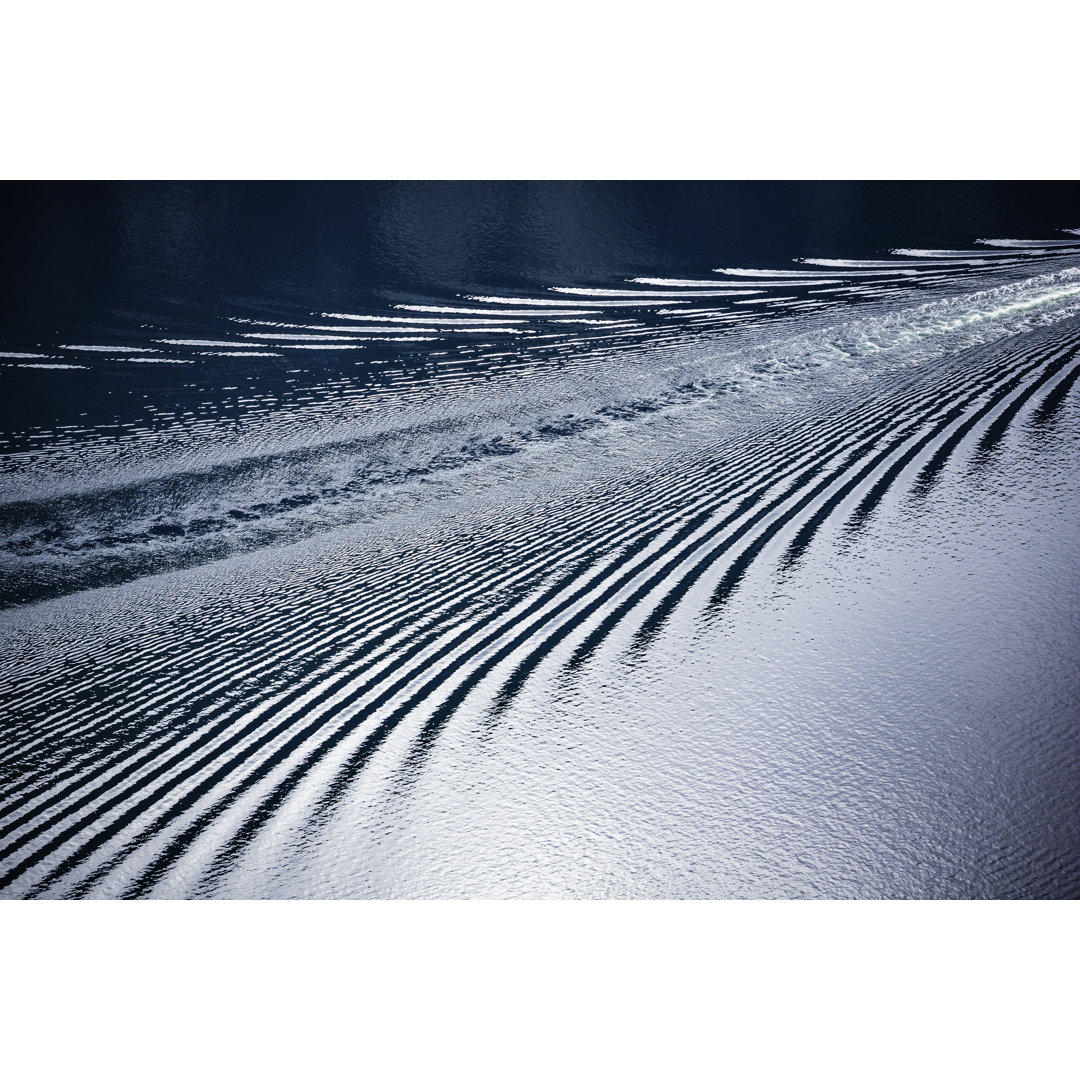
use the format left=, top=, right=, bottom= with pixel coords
left=2, top=236, right=1079, bottom=898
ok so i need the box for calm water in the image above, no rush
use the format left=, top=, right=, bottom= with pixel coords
left=1, top=181, right=1078, bottom=898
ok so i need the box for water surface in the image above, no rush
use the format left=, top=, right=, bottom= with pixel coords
left=1, top=182, right=1078, bottom=898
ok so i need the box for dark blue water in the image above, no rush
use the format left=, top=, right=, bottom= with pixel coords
left=1, top=182, right=1078, bottom=898
left=4, top=181, right=1079, bottom=430
left=6, top=181, right=1080, bottom=320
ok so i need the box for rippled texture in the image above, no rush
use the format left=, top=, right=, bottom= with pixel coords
left=1, top=183, right=1078, bottom=898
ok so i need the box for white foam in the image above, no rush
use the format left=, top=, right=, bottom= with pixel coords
left=8, top=363, right=89, bottom=370
left=157, top=339, right=271, bottom=348
left=244, top=328, right=523, bottom=341
left=977, top=238, right=1080, bottom=248
left=798, top=257, right=1007, bottom=269
left=548, top=287, right=762, bottom=298
left=447, top=326, right=524, bottom=334
left=57, top=345, right=159, bottom=353
left=464, top=295, right=690, bottom=308
left=629, top=277, right=841, bottom=288
left=715, top=266, right=919, bottom=278
left=320, top=312, right=527, bottom=325
left=890, top=248, right=1022, bottom=258
left=654, top=309, right=756, bottom=317
left=549, top=318, right=638, bottom=326
left=734, top=297, right=798, bottom=305
left=396, top=304, right=597, bottom=316
left=241, top=333, right=372, bottom=342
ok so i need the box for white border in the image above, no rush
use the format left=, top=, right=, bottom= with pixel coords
left=2, top=2, right=1077, bottom=178
left=2, top=3, right=1075, bottom=1072
left=2, top=900, right=1075, bottom=1077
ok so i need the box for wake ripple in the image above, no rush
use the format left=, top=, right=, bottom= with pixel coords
left=2, top=236, right=1080, bottom=898
left=1, top=310, right=1078, bottom=897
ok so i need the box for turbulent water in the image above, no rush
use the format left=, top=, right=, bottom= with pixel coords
left=2, top=189, right=1079, bottom=898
